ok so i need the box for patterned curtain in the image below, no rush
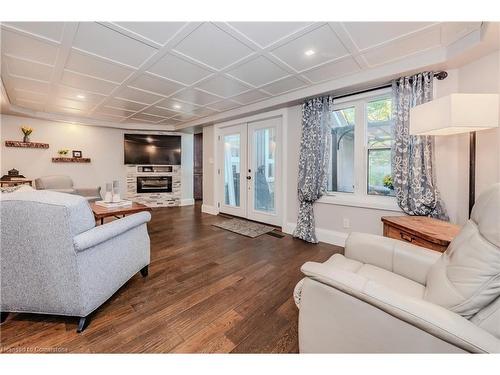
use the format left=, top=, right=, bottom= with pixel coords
left=392, top=72, right=448, bottom=220
left=293, top=96, right=333, bottom=243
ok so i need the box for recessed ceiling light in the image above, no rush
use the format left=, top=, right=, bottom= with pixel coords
left=173, top=104, right=181, bottom=110
left=76, top=94, right=86, bottom=99
left=304, top=49, right=315, bottom=56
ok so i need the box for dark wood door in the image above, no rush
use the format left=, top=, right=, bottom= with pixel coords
left=193, top=132, right=203, bottom=200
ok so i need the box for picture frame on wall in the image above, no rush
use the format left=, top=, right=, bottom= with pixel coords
left=72, top=150, right=82, bottom=158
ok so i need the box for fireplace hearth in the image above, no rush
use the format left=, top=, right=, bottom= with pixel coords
left=137, top=176, right=172, bottom=193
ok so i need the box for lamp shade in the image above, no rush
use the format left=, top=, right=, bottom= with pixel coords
left=410, top=93, right=499, bottom=136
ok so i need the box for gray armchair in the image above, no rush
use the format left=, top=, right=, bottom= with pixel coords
left=0, top=190, right=151, bottom=332
left=35, top=175, right=101, bottom=202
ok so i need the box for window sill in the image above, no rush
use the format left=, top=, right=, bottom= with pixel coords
left=318, top=193, right=402, bottom=212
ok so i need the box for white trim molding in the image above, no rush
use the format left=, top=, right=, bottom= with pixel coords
left=201, top=204, right=219, bottom=215
left=283, top=222, right=349, bottom=247
left=180, top=198, right=195, bottom=206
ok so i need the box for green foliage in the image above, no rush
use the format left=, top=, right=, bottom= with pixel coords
left=367, top=98, right=392, bottom=123
left=383, top=174, right=394, bottom=190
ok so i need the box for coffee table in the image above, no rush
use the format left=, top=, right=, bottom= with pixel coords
left=90, top=202, right=152, bottom=225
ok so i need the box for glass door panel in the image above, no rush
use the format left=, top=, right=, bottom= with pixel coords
left=253, top=127, right=276, bottom=214
left=223, top=134, right=241, bottom=207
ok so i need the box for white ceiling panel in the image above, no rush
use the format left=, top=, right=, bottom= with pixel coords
left=106, top=97, right=147, bottom=112
left=15, top=98, right=45, bottom=111
left=260, top=76, right=307, bottom=95
left=228, top=22, right=312, bottom=48
left=61, top=70, right=118, bottom=95
left=53, top=97, right=94, bottom=111
left=362, top=25, right=441, bottom=67
left=129, top=74, right=185, bottom=97
left=171, top=112, right=199, bottom=121
left=1, top=29, right=60, bottom=65
left=156, top=98, right=201, bottom=113
left=191, top=107, right=219, bottom=117
left=197, top=75, right=250, bottom=98
left=142, top=106, right=178, bottom=118
left=129, top=113, right=165, bottom=123
left=93, top=113, right=127, bottom=122
left=14, top=88, right=46, bottom=103
left=173, top=88, right=221, bottom=106
left=207, top=100, right=240, bottom=112
left=3, top=22, right=66, bottom=43
left=302, top=57, right=361, bottom=83
left=4, top=56, right=53, bottom=82
left=97, top=106, right=136, bottom=117
left=271, top=24, right=349, bottom=71
left=227, top=56, right=289, bottom=86
left=173, top=22, right=254, bottom=69
left=113, top=22, right=186, bottom=45
left=55, top=84, right=106, bottom=105
left=147, top=54, right=213, bottom=85
left=230, top=90, right=270, bottom=105
left=6, top=75, right=50, bottom=93
left=65, top=50, right=134, bottom=83
left=116, top=86, right=164, bottom=104
left=72, top=22, right=156, bottom=67
left=343, top=22, right=435, bottom=50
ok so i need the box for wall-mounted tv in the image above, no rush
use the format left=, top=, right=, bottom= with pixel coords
left=124, top=134, right=181, bottom=165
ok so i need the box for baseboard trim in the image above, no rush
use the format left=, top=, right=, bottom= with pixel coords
left=201, top=204, right=218, bottom=215
left=180, top=198, right=195, bottom=206
left=283, top=222, right=348, bottom=247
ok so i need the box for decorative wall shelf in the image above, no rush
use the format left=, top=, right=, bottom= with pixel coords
left=5, top=141, right=49, bottom=149
left=52, top=157, right=91, bottom=163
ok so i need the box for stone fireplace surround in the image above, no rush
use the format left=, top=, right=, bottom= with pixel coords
left=126, top=165, right=181, bottom=207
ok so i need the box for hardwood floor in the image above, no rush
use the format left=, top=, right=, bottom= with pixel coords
left=0, top=203, right=342, bottom=353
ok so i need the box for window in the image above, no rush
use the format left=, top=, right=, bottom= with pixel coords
left=366, top=97, right=394, bottom=196
left=328, top=107, right=355, bottom=193
left=326, top=89, right=395, bottom=201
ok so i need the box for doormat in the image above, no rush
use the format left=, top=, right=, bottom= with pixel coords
left=213, top=218, right=275, bottom=238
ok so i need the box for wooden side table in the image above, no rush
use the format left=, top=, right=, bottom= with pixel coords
left=381, top=216, right=461, bottom=252
left=90, top=202, right=152, bottom=225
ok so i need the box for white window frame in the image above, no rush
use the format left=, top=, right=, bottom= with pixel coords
left=319, top=87, right=401, bottom=212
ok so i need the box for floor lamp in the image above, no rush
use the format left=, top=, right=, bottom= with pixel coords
left=410, top=93, right=499, bottom=217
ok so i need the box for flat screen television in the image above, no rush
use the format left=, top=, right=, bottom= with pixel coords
left=124, top=134, right=181, bottom=165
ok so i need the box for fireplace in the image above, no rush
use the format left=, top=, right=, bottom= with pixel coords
left=137, top=176, right=172, bottom=193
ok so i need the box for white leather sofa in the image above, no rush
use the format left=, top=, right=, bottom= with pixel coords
left=295, top=183, right=500, bottom=353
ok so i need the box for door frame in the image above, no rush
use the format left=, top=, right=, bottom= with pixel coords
left=214, top=108, right=288, bottom=229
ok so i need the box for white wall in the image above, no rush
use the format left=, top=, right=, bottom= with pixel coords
left=434, top=51, right=500, bottom=224
left=202, top=125, right=216, bottom=213
left=0, top=114, right=194, bottom=204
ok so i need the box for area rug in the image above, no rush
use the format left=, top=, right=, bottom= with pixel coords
left=213, top=218, right=275, bottom=238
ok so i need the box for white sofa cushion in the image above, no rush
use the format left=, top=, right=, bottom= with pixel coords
left=294, top=253, right=425, bottom=308
left=424, top=184, right=500, bottom=318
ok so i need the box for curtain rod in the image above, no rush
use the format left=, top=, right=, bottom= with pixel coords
left=332, top=71, right=448, bottom=101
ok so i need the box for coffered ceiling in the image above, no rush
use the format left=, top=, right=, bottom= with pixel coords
left=0, top=21, right=483, bottom=129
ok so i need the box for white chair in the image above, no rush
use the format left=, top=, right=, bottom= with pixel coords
left=295, top=183, right=500, bottom=353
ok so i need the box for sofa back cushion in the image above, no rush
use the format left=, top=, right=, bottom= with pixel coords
left=1, top=190, right=95, bottom=236
left=35, top=175, right=74, bottom=190
left=424, top=184, right=500, bottom=318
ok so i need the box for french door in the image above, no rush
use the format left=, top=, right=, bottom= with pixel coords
left=218, top=116, right=282, bottom=226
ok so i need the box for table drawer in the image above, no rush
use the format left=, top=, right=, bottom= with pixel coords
left=385, top=225, right=447, bottom=252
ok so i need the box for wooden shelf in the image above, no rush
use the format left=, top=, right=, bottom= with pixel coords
left=52, top=157, right=91, bottom=163
left=5, top=141, right=49, bottom=149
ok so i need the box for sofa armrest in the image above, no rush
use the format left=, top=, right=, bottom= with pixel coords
left=301, top=262, right=500, bottom=353
left=344, top=232, right=441, bottom=285
left=74, top=186, right=101, bottom=197
left=73, top=211, right=151, bottom=252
